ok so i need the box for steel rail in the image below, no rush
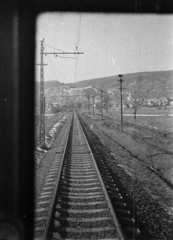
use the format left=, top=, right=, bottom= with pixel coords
left=42, top=113, right=73, bottom=240
left=36, top=110, right=126, bottom=240
left=77, top=111, right=126, bottom=240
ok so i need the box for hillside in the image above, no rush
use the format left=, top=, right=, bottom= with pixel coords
left=36, top=80, right=62, bottom=91
left=36, top=70, right=173, bottom=104
left=74, top=70, right=173, bottom=98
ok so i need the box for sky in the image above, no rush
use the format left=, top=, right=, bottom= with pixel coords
left=36, top=13, right=173, bottom=83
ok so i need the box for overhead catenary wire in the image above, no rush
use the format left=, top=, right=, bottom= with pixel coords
left=36, top=32, right=60, bottom=82
left=43, top=42, right=71, bottom=82
left=74, top=14, right=82, bottom=86
left=43, top=40, right=80, bottom=83
left=44, top=42, right=78, bottom=58
left=52, top=54, right=77, bottom=59
left=37, top=28, right=44, bottom=40
left=44, top=43, right=65, bottom=53
left=44, top=44, right=60, bottom=81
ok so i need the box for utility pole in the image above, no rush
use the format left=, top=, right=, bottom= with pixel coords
left=38, top=39, right=83, bottom=147
left=92, top=95, right=95, bottom=116
left=100, top=90, right=104, bottom=120
left=85, top=100, right=87, bottom=113
left=88, top=96, right=90, bottom=115
left=65, top=92, right=68, bottom=111
left=61, top=83, right=64, bottom=101
left=61, top=83, right=64, bottom=109
left=118, top=74, right=124, bottom=132
left=84, top=101, right=85, bottom=113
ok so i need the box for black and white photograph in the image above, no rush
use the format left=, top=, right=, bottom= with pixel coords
left=1, top=1, right=173, bottom=240
left=34, top=12, right=173, bottom=240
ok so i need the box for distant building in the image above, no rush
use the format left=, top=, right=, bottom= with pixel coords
left=127, top=92, right=132, bottom=102
left=145, top=98, right=160, bottom=106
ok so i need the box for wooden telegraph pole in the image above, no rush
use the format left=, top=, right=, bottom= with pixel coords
left=92, top=95, right=95, bottom=116
left=100, top=90, right=104, bottom=120
left=118, top=74, right=124, bottom=132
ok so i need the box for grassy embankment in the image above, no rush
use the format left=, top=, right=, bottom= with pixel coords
left=81, top=106, right=173, bottom=208
left=35, top=111, right=68, bottom=145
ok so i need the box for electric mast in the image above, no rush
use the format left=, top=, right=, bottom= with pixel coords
left=39, top=39, right=47, bottom=146
left=38, top=39, right=83, bottom=147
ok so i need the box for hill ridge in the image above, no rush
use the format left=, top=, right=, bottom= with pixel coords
left=36, top=69, right=173, bottom=99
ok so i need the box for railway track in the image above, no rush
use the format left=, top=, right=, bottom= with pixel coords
left=34, top=111, right=140, bottom=240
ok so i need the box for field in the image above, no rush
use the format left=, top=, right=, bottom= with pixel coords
left=93, top=106, right=173, bottom=132
left=80, top=108, right=173, bottom=239
left=81, top=106, right=173, bottom=208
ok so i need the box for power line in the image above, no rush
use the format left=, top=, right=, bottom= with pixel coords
left=74, top=15, right=82, bottom=86
left=38, top=39, right=83, bottom=146
left=37, top=28, right=44, bottom=40
left=43, top=41, right=82, bottom=83
left=53, top=54, right=77, bottom=59
left=44, top=43, right=64, bottom=53
left=39, top=34, right=78, bottom=58
left=44, top=44, right=70, bottom=82
left=55, top=66, right=69, bottom=83
left=44, top=45, right=59, bottom=81
left=37, top=30, right=84, bottom=84
left=37, top=38, right=60, bottom=82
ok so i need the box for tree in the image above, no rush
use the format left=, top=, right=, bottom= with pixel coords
left=131, top=89, right=138, bottom=120
left=83, top=87, right=98, bottom=115
left=86, top=94, right=91, bottom=115
left=92, top=95, right=95, bottom=116
left=103, top=92, right=112, bottom=113
left=129, top=88, right=143, bottom=120
left=96, top=101, right=101, bottom=112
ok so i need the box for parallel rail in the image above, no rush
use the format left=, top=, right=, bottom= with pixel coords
left=34, top=111, right=139, bottom=240
left=34, top=114, right=72, bottom=239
